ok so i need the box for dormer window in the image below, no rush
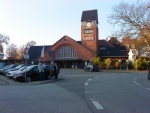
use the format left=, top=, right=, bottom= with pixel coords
left=131, top=44, right=135, bottom=49
left=100, top=47, right=106, bottom=50
left=126, top=44, right=129, bottom=48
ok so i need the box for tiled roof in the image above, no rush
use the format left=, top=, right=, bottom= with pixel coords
left=98, top=40, right=128, bottom=57
left=108, top=37, right=129, bottom=51
left=81, top=9, right=98, bottom=24
left=28, top=45, right=51, bottom=59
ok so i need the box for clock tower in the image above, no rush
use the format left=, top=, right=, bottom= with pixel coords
left=81, top=9, right=99, bottom=54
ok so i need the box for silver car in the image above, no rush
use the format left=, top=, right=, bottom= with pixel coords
left=6, top=66, right=28, bottom=78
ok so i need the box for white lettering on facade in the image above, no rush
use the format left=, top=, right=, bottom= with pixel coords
left=83, top=37, right=94, bottom=41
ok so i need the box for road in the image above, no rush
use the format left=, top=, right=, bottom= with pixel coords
left=0, top=69, right=150, bottom=113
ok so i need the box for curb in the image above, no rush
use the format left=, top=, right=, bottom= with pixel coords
left=0, top=76, right=63, bottom=85
left=0, top=77, right=9, bottom=85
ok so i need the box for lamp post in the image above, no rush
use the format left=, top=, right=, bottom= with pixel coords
left=126, top=59, right=129, bottom=71
left=136, top=59, right=137, bottom=72
left=119, top=59, right=122, bottom=70
left=147, top=60, right=149, bottom=70
left=24, top=47, right=29, bottom=82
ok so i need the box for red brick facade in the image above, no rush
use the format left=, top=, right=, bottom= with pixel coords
left=39, top=35, right=95, bottom=61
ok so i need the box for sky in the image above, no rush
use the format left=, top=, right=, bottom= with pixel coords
left=0, top=0, right=148, bottom=53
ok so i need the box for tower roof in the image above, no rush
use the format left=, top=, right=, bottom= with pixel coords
left=81, top=9, right=98, bottom=24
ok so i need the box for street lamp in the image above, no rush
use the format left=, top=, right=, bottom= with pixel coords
left=126, top=59, right=129, bottom=71
left=136, top=59, right=138, bottom=72
left=147, top=60, right=149, bottom=70
left=119, top=59, right=122, bottom=70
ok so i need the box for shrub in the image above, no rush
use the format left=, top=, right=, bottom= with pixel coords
left=116, top=62, right=120, bottom=67
left=127, top=60, right=133, bottom=70
left=91, top=56, right=100, bottom=65
left=104, top=58, right=112, bottom=69
left=134, top=58, right=147, bottom=70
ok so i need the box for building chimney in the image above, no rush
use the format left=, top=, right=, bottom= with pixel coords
left=106, top=38, right=108, bottom=41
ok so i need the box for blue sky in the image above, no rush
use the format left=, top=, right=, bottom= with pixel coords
left=0, top=0, right=148, bottom=50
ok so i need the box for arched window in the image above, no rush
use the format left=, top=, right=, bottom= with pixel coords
left=56, top=46, right=78, bottom=58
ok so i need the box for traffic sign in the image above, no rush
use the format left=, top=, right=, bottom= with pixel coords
left=24, top=54, right=29, bottom=59
left=48, top=50, right=54, bottom=57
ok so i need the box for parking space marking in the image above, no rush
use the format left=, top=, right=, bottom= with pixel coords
left=94, top=76, right=99, bottom=78
left=146, top=88, right=150, bottom=90
left=134, top=77, right=137, bottom=80
left=88, top=78, right=92, bottom=81
left=84, top=82, right=88, bottom=86
left=92, top=100, right=104, bottom=109
left=103, top=75, right=108, bottom=76
left=134, top=81, right=141, bottom=86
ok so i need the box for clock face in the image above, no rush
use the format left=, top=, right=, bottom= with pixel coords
left=86, top=22, right=91, bottom=27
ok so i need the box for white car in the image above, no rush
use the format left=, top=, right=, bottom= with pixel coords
left=6, top=66, right=28, bottom=78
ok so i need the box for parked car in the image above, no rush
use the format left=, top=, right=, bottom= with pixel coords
left=13, top=65, right=53, bottom=82
left=0, top=63, right=5, bottom=69
left=6, top=65, right=28, bottom=78
left=0, top=64, right=18, bottom=75
left=148, top=70, right=150, bottom=79
left=84, top=64, right=99, bottom=72
left=4, top=64, right=25, bottom=75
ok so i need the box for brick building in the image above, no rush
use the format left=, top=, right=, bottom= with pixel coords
left=28, top=9, right=128, bottom=68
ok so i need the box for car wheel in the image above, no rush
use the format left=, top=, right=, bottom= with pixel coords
left=26, top=76, right=31, bottom=82
left=148, top=74, right=150, bottom=79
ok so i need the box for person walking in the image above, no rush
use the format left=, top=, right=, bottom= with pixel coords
left=53, top=63, right=59, bottom=79
left=38, top=61, right=45, bottom=81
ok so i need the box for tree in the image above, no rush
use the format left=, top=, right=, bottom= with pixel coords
left=16, top=41, right=36, bottom=59
left=16, top=46, right=25, bottom=59
left=5, top=43, right=17, bottom=59
left=25, top=40, right=36, bottom=48
left=0, top=34, right=9, bottom=53
left=108, top=0, right=150, bottom=47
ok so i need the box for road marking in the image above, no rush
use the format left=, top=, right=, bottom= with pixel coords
left=85, top=91, right=89, bottom=93
left=94, top=76, right=99, bottom=78
left=88, top=78, right=92, bottom=81
left=103, top=75, right=108, bottom=76
left=84, top=82, right=88, bottom=85
left=92, top=100, right=104, bottom=109
left=146, top=88, right=150, bottom=90
left=134, top=77, right=137, bottom=80
left=134, top=81, right=141, bottom=86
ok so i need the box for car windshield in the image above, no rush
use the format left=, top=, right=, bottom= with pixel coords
left=15, top=64, right=24, bottom=69
left=19, top=66, right=27, bottom=71
left=4, top=65, right=10, bottom=69
left=22, top=65, right=37, bottom=72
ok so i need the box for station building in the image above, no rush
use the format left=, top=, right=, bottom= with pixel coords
left=28, top=9, right=128, bottom=68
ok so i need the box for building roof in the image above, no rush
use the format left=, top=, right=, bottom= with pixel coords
left=98, top=40, right=128, bottom=57
left=81, top=9, right=98, bottom=24
left=28, top=45, right=51, bottom=60
left=76, top=41, right=81, bottom=45
left=108, top=37, right=129, bottom=51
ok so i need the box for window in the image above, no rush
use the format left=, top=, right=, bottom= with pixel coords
left=84, top=29, right=93, bottom=34
left=131, top=44, right=135, bottom=49
left=100, top=47, right=106, bottom=50
left=56, top=46, right=78, bottom=58
left=126, top=44, right=129, bottom=48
